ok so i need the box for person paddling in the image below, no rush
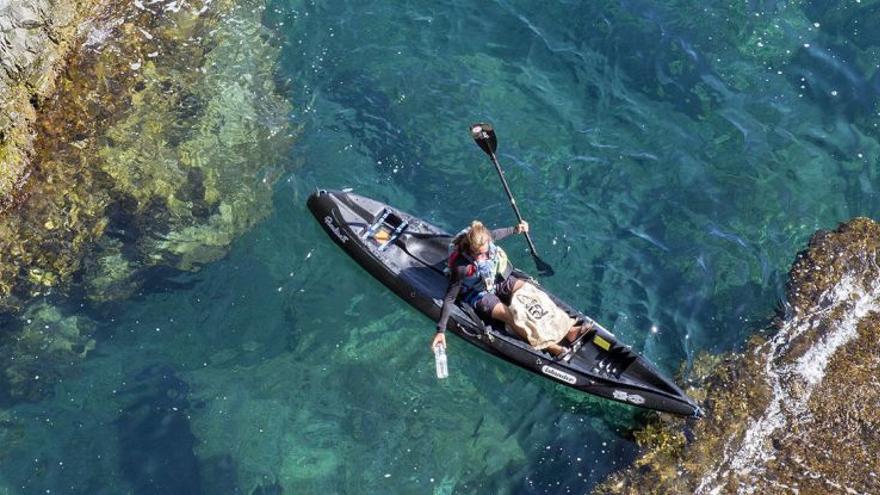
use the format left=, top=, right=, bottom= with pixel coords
left=431, top=220, right=582, bottom=357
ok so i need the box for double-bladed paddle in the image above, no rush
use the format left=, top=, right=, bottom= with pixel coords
left=470, top=123, right=554, bottom=277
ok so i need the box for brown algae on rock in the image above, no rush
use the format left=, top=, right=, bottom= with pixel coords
left=96, top=2, right=292, bottom=273
left=0, top=0, right=293, bottom=399
left=0, top=0, right=294, bottom=305
left=0, top=0, right=106, bottom=208
left=597, top=217, right=880, bottom=495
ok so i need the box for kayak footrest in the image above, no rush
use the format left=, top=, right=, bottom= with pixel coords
left=363, top=209, right=392, bottom=239
left=363, top=208, right=409, bottom=251
left=379, top=220, right=409, bottom=251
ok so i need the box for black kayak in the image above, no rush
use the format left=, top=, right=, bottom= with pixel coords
left=307, top=189, right=702, bottom=417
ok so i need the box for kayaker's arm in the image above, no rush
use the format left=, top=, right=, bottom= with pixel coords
left=436, top=269, right=465, bottom=333
left=491, top=227, right=515, bottom=241
left=492, top=221, right=528, bottom=242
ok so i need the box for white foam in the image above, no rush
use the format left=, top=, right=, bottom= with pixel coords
left=795, top=277, right=876, bottom=386
left=695, top=267, right=880, bottom=494
left=83, top=17, right=124, bottom=48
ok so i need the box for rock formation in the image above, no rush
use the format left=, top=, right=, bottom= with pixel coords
left=0, top=0, right=294, bottom=400
left=598, top=218, right=880, bottom=494
left=1, top=0, right=103, bottom=208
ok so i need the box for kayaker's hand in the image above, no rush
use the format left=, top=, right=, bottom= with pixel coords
left=431, top=332, right=446, bottom=351
left=515, top=221, right=529, bottom=234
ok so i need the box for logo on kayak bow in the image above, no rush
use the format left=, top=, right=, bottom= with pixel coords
left=612, top=390, right=646, bottom=405
left=324, top=215, right=349, bottom=243
left=541, top=365, right=577, bottom=384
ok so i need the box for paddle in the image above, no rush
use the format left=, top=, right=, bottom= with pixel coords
left=470, top=123, right=555, bottom=276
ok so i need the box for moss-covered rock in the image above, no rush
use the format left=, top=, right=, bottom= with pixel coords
left=0, top=0, right=294, bottom=306
left=0, top=302, right=96, bottom=401
left=91, top=0, right=293, bottom=277
left=0, top=0, right=106, bottom=205
left=0, top=0, right=293, bottom=406
left=597, top=217, right=880, bottom=494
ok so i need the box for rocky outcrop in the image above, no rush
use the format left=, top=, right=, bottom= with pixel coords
left=0, top=0, right=293, bottom=309
left=0, top=0, right=103, bottom=208
left=597, top=217, right=880, bottom=494
left=0, top=0, right=294, bottom=399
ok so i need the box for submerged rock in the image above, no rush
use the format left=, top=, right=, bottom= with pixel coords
left=597, top=217, right=880, bottom=494
left=94, top=0, right=292, bottom=277
left=0, top=302, right=96, bottom=402
left=184, top=310, right=526, bottom=494
left=0, top=0, right=294, bottom=305
left=0, top=0, right=293, bottom=405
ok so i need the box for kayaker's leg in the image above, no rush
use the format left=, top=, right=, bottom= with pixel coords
left=493, top=277, right=525, bottom=304
left=510, top=278, right=525, bottom=293
left=544, top=342, right=568, bottom=356
left=564, top=321, right=593, bottom=343
left=489, top=302, right=528, bottom=340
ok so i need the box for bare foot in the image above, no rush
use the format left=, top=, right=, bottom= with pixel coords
left=546, top=343, right=574, bottom=362
left=546, top=343, right=569, bottom=357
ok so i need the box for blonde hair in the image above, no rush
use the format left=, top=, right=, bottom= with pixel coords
left=455, top=220, right=492, bottom=254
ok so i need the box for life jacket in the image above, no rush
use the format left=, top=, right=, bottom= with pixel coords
left=446, top=228, right=511, bottom=306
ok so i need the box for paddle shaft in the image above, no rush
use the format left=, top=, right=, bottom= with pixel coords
left=487, top=151, right=542, bottom=257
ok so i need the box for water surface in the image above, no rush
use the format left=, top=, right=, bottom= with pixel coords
left=1, top=0, right=878, bottom=493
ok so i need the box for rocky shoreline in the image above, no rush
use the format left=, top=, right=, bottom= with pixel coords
left=1, top=0, right=294, bottom=400
left=1, top=0, right=104, bottom=209
left=598, top=218, right=880, bottom=495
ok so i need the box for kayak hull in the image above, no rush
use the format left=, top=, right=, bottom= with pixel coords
left=307, top=189, right=701, bottom=417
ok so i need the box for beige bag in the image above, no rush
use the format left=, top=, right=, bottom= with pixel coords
left=508, top=282, right=575, bottom=349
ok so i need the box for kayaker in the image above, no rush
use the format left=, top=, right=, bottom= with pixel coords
left=431, top=220, right=581, bottom=357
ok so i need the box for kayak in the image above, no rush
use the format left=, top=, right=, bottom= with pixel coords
left=307, top=189, right=702, bottom=416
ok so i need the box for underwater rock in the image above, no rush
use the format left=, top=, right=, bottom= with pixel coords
left=0, top=301, right=96, bottom=402
left=82, top=237, right=140, bottom=302
left=96, top=0, right=293, bottom=275
left=1, top=0, right=293, bottom=409
left=597, top=217, right=880, bottom=494
left=0, top=0, right=294, bottom=306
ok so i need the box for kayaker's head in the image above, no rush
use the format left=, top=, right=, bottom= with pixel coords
left=461, top=221, right=492, bottom=260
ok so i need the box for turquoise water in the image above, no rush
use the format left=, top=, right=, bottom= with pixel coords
left=2, top=0, right=879, bottom=493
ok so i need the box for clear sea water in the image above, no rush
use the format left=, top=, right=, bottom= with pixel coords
left=2, top=0, right=879, bottom=493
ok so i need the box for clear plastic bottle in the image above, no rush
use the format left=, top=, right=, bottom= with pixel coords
left=434, top=343, right=448, bottom=379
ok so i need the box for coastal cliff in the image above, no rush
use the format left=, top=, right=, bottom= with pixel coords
left=598, top=217, right=880, bottom=494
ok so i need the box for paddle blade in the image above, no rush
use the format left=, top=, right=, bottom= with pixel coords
left=534, top=255, right=555, bottom=277
left=470, top=123, right=497, bottom=156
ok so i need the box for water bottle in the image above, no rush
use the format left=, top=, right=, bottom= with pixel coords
left=434, top=343, right=448, bottom=379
